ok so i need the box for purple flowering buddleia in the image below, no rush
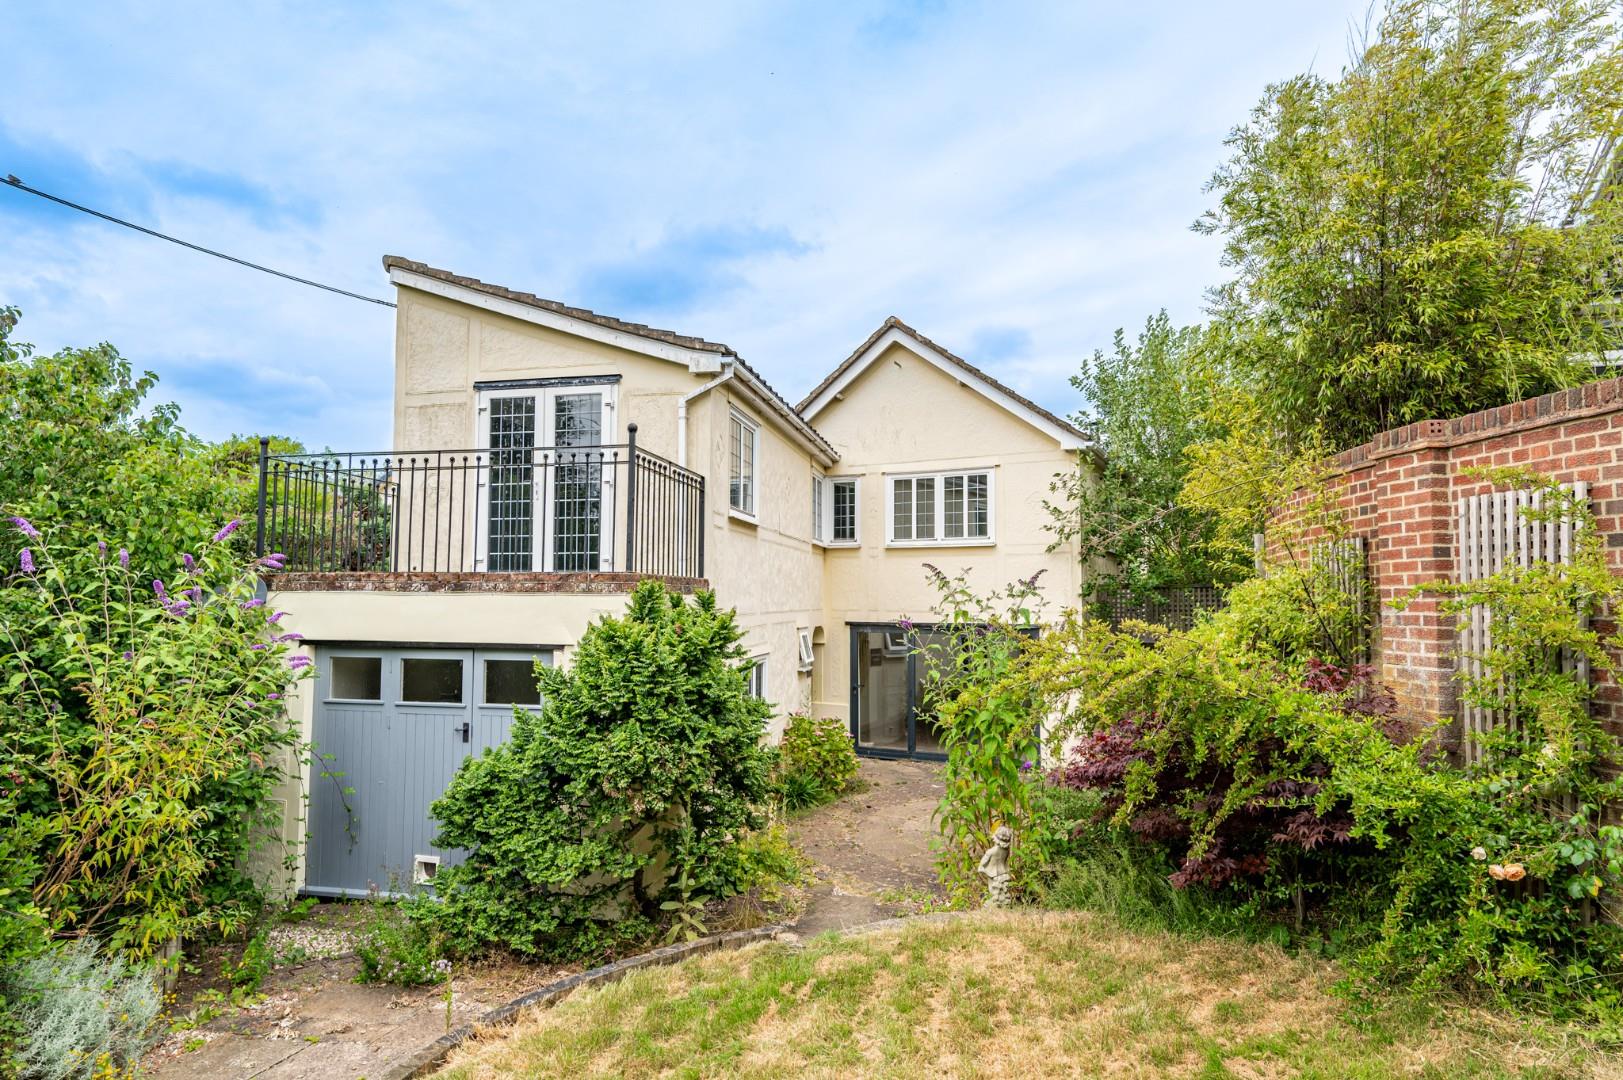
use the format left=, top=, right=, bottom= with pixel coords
left=213, top=519, right=241, bottom=543
left=118, top=548, right=130, bottom=569
left=268, top=611, right=286, bottom=624
left=182, top=554, right=195, bottom=572
left=241, top=598, right=265, bottom=610
left=287, top=655, right=312, bottom=670
left=9, top=516, right=39, bottom=539
left=122, top=650, right=134, bottom=661
left=152, top=580, right=167, bottom=599
left=98, top=541, right=107, bottom=558
left=19, top=549, right=34, bottom=574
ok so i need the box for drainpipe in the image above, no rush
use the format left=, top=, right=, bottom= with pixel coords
left=678, top=367, right=736, bottom=468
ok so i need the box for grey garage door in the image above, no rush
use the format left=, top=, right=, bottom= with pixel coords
left=305, top=646, right=552, bottom=897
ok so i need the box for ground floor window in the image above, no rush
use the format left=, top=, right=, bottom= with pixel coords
left=745, top=654, right=769, bottom=700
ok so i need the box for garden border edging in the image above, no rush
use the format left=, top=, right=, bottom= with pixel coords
left=382, top=924, right=788, bottom=1079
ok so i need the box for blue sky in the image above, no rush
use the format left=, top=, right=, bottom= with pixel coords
left=1, top=2, right=1368, bottom=450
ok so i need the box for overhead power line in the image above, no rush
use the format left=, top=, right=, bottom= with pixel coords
left=2, top=174, right=396, bottom=308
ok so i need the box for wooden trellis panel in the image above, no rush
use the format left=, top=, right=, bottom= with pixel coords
left=1454, top=481, right=1589, bottom=768
left=1311, top=536, right=1372, bottom=666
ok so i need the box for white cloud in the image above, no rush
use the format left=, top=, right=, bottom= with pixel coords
left=0, top=0, right=1369, bottom=447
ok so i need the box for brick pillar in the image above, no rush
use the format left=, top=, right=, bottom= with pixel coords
left=1372, top=448, right=1456, bottom=732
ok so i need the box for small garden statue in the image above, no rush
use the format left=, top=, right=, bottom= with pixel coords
left=978, top=825, right=1013, bottom=908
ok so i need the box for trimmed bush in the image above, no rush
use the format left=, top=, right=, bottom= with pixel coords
left=773, top=714, right=858, bottom=810
left=421, top=581, right=773, bottom=960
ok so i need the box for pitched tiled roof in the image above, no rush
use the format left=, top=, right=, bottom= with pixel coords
left=382, top=256, right=737, bottom=357
left=798, top=316, right=1090, bottom=443
left=382, top=255, right=836, bottom=460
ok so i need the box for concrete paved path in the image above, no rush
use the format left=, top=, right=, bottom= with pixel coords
left=787, top=756, right=947, bottom=936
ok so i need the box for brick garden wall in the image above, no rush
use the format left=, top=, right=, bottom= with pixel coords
left=1316, top=377, right=1623, bottom=738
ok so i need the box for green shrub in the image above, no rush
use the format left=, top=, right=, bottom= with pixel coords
left=718, top=821, right=805, bottom=897
left=0, top=521, right=310, bottom=959
left=1023, top=471, right=1623, bottom=1014
left=918, top=565, right=1047, bottom=903
left=355, top=902, right=446, bottom=987
left=421, top=581, right=774, bottom=960
left=773, top=714, right=858, bottom=810
left=0, top=939, right=162, bottom=1080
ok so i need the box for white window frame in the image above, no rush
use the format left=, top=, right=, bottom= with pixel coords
left=815, top=475, right=860, bottom=547
left=474, top=383, right=618, bottom=572
left=811, top=470, right=825, bottom=544
left=729, top=408, right=760, bottom=519
left=796, top=628, right=815, bottom=671
left=745, top=653, right=769, bottom=699
left=886, top=469, right=995, bottom=547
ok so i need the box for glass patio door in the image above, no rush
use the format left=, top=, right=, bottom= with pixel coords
left=848, top=624, right=946, bottom=759
left=478, top=385, right=613, bottom=572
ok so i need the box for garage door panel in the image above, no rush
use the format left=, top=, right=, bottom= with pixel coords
left=307, top=646, right=549, bottom=897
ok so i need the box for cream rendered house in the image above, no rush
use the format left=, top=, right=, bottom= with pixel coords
left=265, top=257, right=1090, bottom=896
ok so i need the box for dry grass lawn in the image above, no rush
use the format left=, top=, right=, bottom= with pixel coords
left=435, top=910, right=1622, bottom=1079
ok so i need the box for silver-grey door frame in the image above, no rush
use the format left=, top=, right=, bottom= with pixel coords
left=305, top=645, right=551, bottom=898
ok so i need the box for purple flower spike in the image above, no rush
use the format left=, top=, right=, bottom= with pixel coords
left=273, top=632, right=304, bottom=643
left=122, top=650, right=134, bottom=661
left=268, top=611, right=286, bottom=625
left=98, top=541, right=107, bottom=557
left=118, top=548, right=129, bottom=569
left=249, top=643, right=269, bottom=651
left=288, top=655, right=312, bottom=670
left=152, top=580, right=167, bottom=599
left=19, top=549, right=34, bottom=574
left=241, top=598, right=265, bottom=610
left=1020, top=759, right=1034, bottom=772
left=213, top=520, right=241, bottom=543
left=267, top=692, right=282, bottom=701
left=183, top=587, right=202, bottom=601
left=9, top=516, right=39, bottom=539
left=182, top=554, right=196, bottom=572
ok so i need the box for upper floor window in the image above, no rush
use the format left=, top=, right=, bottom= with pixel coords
left=889, top=470, right=992, bottom=545
left=729, top=410, right=758, bottom=515
left=812, top=476, right=859, bottom=545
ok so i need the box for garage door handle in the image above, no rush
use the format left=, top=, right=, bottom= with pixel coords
left=455, top=721, right=469, bottom=743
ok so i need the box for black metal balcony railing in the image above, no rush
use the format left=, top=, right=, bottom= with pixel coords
left=253, top=424, right=705, bottom=578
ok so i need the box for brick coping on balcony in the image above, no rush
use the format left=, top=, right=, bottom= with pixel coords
left=267, top=571, right=707, bottom=594
left=1328, top=375, right=1623, bottom=474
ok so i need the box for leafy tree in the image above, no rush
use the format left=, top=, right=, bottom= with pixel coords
left=1198, top=0, right=1623, bottom=451
left=422, top=581, right=774, bottom=959
left=1048, top=313, right=1244, bottom=597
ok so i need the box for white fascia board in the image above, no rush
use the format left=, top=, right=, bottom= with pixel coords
left=802, top=325, right=1089, bottom=451
left=389, top=268, right=727, bottom=373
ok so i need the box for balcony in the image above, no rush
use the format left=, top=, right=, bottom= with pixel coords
left=253, top=424, right=705, bottom=584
